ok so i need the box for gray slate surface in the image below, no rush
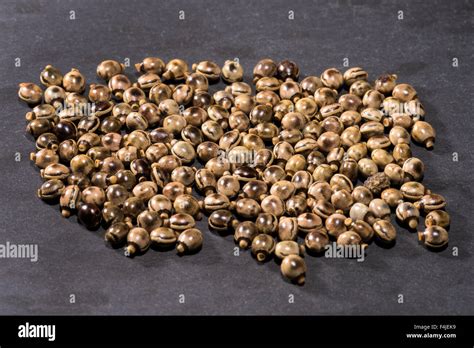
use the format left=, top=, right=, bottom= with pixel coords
left=0, top=0, right=473, bottom=315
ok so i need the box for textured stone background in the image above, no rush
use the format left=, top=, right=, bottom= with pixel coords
left=0, top=0, right=472, bottom=314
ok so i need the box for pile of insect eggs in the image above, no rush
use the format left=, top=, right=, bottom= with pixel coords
left=20, top=58, right=450, bottom=285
